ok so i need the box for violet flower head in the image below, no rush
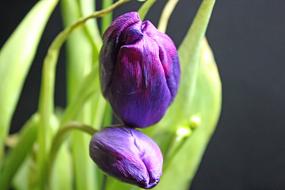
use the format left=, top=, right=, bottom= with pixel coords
left=100, top=12, right=180, bottom=128
left=89, top=126, right=163, bottom=189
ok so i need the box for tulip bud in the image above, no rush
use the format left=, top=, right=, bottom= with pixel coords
left=89, top=126, right=163, bottom=189
left=100, top=12, right=180, bottom=128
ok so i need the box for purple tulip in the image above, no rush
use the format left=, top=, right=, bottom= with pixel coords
left=100, top=12, right=180, bottom=128
left=89, top=126, right=163, bottom=189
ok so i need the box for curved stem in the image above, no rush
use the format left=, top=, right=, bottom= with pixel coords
left=37, top=0, right=130, bottom=188
left=77, top=0, right=102, bottom=49
left=158, top=0, right=179, bottom=33
left=138, top=0, right=156, bottom=19
left=48, top=122, right=97, bottom=185
left=102, top=0, right=113, bottom=34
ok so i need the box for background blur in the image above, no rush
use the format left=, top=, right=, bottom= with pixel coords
left=1, top=0, right=285, bottom=190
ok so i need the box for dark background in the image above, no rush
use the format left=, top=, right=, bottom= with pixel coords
left=1, top=0, right=285, bottom=190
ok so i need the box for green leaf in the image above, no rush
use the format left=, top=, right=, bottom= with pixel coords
left=158, top=0, right=217, bottom=130
left=155, top=39, right=221, bottom=190
left=144, top=0, right=216, bottom=143
left=0, top=115, right=39, bottom=190
left=0, top=0, right=58, bottom=159
left=146, top=0, right=221, bottom=189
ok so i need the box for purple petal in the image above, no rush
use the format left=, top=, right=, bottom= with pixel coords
left=100, top=12, right=141, bottom=95
left=142, top=20, right=180, bottom=100
left=89, top=126, right=163, bottom=189
left=99, top=12, right=180, bottom=128
left=110, top=38, right=172, bottom=127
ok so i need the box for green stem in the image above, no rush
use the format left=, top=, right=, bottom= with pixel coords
left=61, top=2, right=99, bottom=189
left=164, top=115, right=202, bottom=171
left=93, top=0, right=113, bottom=133
left=87, top=0, right=114, bottom=132
left=163, top=115, right=201, bottom=171
left=48, top=122, right=96, bottom=184
left=101, top=175, right=108, bottom=190
left=90, top=67, right=106, bottom=129
left=59, top=66, right=103, bottom=127
left=60, top=66, right=98, bottom=126
left=163, top=134, right=190, bottom=171
left=37, top=0, right=130, bottom=188
left=102, top=0, right=113, bottom=34
left=77, top=0, right=102, bottom=48
left=158, top=0, right=179, bottom=33
left=76, top=0, right=101, bottom=62
left=138, top=0, right=156, bottom=19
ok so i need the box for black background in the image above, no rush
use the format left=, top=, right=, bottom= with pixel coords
left=1, top=0, right=285, bottom=190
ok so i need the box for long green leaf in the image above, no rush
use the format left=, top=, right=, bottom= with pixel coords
left=159, top=0, right=216, bottom=129
left=0, top=0, right=58, bottom=159
left=156, top=39, right=221, bottom=190
left=0, top=115, right=39, bottom=190
left=141, top=0, right=220, bottom=189
left=153, top=0, right=221, bottom=189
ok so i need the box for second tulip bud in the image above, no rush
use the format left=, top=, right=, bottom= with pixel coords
left=89, top=126, right=163, bottom=189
